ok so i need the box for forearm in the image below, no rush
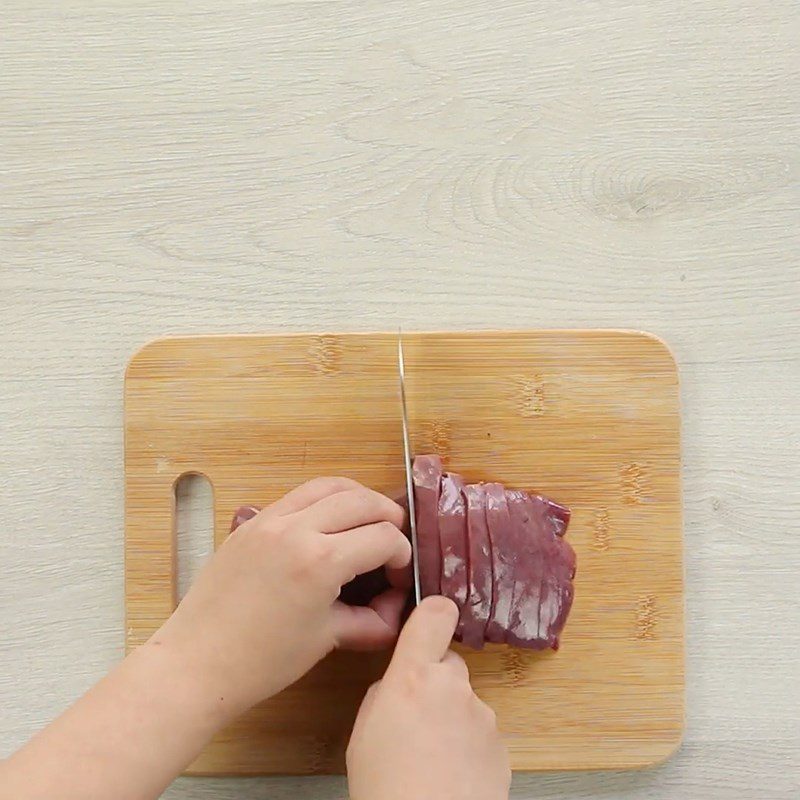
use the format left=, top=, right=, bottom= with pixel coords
left=1, top=638, right=237, bottom=800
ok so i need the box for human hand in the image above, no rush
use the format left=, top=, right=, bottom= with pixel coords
left=154, top=477, right=411, bottom=717
left=346, top=596, right=511, bottom=800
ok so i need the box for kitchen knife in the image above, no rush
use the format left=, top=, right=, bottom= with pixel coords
left=398, top=331, right=422, bottom=605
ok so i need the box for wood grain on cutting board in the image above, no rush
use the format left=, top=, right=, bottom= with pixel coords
left=124, top=330, right=684, bottom=774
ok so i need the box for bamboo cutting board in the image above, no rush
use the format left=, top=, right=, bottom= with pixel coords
left=125, top=330, right=684, bottom=774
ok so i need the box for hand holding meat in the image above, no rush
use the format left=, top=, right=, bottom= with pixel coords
left=156, top=477, right=411, bottom=714
left=347, top=597, right=511, bottom=800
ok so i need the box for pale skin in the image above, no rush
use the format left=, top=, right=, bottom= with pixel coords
left=1, top=477, right=510, bottom=800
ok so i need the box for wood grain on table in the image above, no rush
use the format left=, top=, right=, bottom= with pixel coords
left=1, top=1, right=798, bottom=798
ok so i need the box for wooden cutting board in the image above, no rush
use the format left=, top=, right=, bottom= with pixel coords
left=125, top=330, right=684, bottom=774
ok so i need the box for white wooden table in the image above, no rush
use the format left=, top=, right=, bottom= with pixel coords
left=2, top=2, right=798, bottom=797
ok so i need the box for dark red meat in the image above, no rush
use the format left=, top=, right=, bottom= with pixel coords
left=460, top=483, right=493, bottom=650
left=413, top=457, right=575, bottom=652
left=505, top=492, right=575, bottom=650
left=230, top=505, right=260, bottom=531
left=484, top=483, right=514, bottom=644
left=527, top=495, right=575, bottom=648
left=504, top=489, right=548, bottom=649
left=412, top=455, right=443, bottom=598
left=438, top=472, right=469, bottom=616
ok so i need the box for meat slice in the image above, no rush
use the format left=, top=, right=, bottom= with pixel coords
left=484, top=483, right=514, bottom=644
left=530, top=495, right=575, bottom=649
left=460, top=483, right=493, bottom=649
left=542, top=497, right=571, bottom=538
left=438, top=472, right=469, bottom=615
left=412, top=455, right=443, bottom=598
left=504, top=490, right=546, bottom=648
left=230, top=505, right=260, bottom=531
left=505, top=492, right=575, bottom=650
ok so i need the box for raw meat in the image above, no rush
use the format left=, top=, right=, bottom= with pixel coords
left=504, top=490, right=547, bottom=649
left=528, top=494, right=575, bottom=649
left=542, top=497, right=570, bottom=538
left=438, top=472, right=469, bottom=614
left=412, top=455, right=443, bottom=598
left=412, top=456, right=575, bottom=652
left=230, top=505, right=260, bottom=531
left=460, top=483, right=493, bottom=649
left=483, top=483, right=514, bottom=644
left=505, top=492, right=575, bottom=650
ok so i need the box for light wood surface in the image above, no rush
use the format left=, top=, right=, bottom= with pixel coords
left=125, top=331, right=684, bottom=773
left=2, top=0, right=799, bottom=797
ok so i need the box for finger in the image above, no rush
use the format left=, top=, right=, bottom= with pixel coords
left=349, top=680, right=382, bottom=745
left=389, top=489, right=410, bottom=534
left=267, top=476, right=363, bottom=517
left=297, top=488, right=404, bottom=533
left=441, top=649, right=470, bottom=682
left=369, top=586, right=409, bottom=631
left=332, top=588, right=407, bottom=650
left=476, top=697, right=498, bottom=727
left=359, top=680, right=381, bottom=715
left=388, top=595, right=459, bottom=671
left=331, top=522, right=411, bottom=583
left=385, top=561, right=413, bottom=590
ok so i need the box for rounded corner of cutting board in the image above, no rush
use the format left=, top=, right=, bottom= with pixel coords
left=125, top=336, right=178, bottom=382
left=633, top=727, right=686, bottom=770
left=616, top=329, right=680, bottom=374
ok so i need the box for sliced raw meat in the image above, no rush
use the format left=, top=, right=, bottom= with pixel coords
left=505, top=492, right=576, bottom=650
left=504, top=490, right=546, bottom=649
left=460, top=483, right=493, bottom=649
left=542, top=497, right=570, bottom=538
left=530, top=495, right=576, bottom=649
left=230, top=505, right=260, bottom=531
left=412, top=455, right=443, bottom=598
left=438, top=472, right=469, bottom=614
left=484, top=483, right=514, bottom=644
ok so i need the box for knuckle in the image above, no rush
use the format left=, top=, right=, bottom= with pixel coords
left=430, top=663, right=462, bottom=691
left=394, top=663, right=428, bottom=696
left=376, top=520, right=402, bottom=540
left=478, top=699, right=498, bottom=726
left=350, top=487, right=377, bottom=507
left=353, top=487, right=397, bottom=518
left=455, top=676, right=474, bottom=700
left=257, top=515, right=286, bottom=540
left=309, top=476, right=361, bottom=494
left=289, top=535, right=335, bottom=579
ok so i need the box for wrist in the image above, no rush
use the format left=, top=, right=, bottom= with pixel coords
left=131, top=632, right=243, bottom=736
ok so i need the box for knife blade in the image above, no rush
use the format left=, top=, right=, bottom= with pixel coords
left=398, top=331, right=421, bottom=605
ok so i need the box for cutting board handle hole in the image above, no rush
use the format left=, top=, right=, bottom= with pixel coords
left=174, top=472, right=214, bottom=601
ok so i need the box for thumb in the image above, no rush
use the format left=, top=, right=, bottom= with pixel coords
left=388, top=596, right=459, bottom=672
